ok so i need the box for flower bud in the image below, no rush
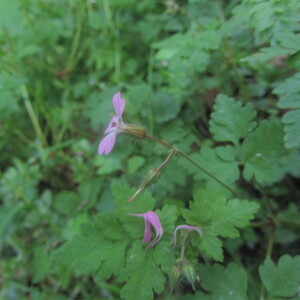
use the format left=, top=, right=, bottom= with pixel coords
left=120, top=123, right=147, bottom=139
left=128, top=169, right=160, bottom=202
left=182, top=263, right=196, bottom=290
left=171, top=264, right=181, bottom=290
left=141, top=169, right=160, bottom=189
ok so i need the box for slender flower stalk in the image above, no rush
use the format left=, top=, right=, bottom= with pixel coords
left=173, top=225, right=202, bottom=249
left=128, top=149, right=175, bottom=203
left=145, top=134, right=241, bottom=198
left=128, top=211, right=163, bottom=248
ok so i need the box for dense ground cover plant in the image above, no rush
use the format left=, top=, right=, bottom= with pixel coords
left=0, top=0, right=300, bottom=299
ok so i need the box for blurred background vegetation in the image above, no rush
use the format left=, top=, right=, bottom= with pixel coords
left=0, top=0, right=299, bottom=299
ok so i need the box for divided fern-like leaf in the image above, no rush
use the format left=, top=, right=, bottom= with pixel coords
left=241, top=118, right=285, bottom=184
left=274, top=72, right=300, bottom=148
left=182, top=188, right=259, bottom=261
left=259, top=255, right=300, bottom=298
left=119, top=242, right=166, bottom=300
left=209, top=94, right=256, bottom=146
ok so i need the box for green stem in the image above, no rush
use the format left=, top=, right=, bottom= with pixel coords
left=21, top=85, right=47, bottom=149
left=145, top=135, right=240, bottom=197
left=156, top=149, right=176, bottom=172
left=66, top=3, right=84, bottom=72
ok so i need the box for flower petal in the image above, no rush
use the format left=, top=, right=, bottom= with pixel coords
left=112, top=92, right=125, bottom=118
left=142, top=219, right=152, bottom=243
left=128, top=211, right=163, bottom=248
left=104, top=115, right=118, bottom=134
left=98, top=131, right=117, bottom=155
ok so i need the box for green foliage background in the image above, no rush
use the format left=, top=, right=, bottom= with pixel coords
left=0, top=0, right=299, bottom=299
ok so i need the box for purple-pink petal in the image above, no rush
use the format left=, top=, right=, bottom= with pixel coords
left=98, top=131, right=117, bottom=155
left=128, top=211, right=163, bottom=248
left=112, top=92, right=125, bottom=118
left=142, top=219, right=152, bottom=243
left=104, top=115, right=118, bottom=134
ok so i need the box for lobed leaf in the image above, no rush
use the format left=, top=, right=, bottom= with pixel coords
left=209, top=94, right=256, bottom=146
left=259, top=255, right=300, bottom=298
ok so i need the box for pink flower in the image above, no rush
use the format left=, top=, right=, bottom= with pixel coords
left=128, top=211, right=163, bottom=248
left=173, top=225, right=202, bottom=248
left=98, top=92, right=125, bottom=155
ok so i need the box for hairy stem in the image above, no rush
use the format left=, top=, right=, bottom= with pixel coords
left=145, top=135, right=241, bottom=197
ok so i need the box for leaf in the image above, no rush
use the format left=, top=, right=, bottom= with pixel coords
left=152, top=91, right=180, bottom=123
left=94, top=243, right=127, bottom=281
left=240, top=47, right=295, bottom=64
left=274, top=72, right=300, bottom=148
left=180, top=146, right=239, bottom=184
left=32, top=246, right=51, bottom=283
left=211, top=198, right=259, bottom=239
left=127, top=156, right=146, bottom=175
left=182, top=188, right=259, bottom=261
left=209, top=94, right=257, bottom=146
left=53, top=191, right=80, bottom=215
left=119, top=242, right=166, bottom=300
left=241, top=118, right=285, bottom=184
left=111, top=182, right=155, bottom=215
left=259, top=255, right=300, bottom=297
left=198, top=263, right=248, bottom=300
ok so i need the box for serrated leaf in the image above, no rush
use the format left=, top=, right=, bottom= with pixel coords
left=198, top=263, right=248, bottom=300
left=95, top=243, right=126, bottom=281
left=240, top=47, right=295, bottom=64
left=32, top=246, right=51, bottom=283
left=183, top=188, right=259, bottom=261
left=199, top=228, right=224, bottom=261
left=210, top=94, right=256, bottom=146
left=119, top=242, right=166, bottom=300
left=180, top=146, right=239, bottom=184
left=154, top=241, right=176, bottom=273
left=111, top=182, right=155, bottom=215
left=52, top=234, right=106, bottom=275
left=274, top=73, right=300, bottom=148
left=127, top=156, right=145, bottom=175
left=242, top=119, right=285, bottom=184
left=211, top=198, right=259, bottom=238
left=53, top=191, right=80, bottom=215
left=152, top=91, right=180, bottom=123
left=259, top=255, right=300, bottom=297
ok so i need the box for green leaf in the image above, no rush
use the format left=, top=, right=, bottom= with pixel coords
left=259, top=255, right=300, bottom=297
left=127, top=156, right=146, bottom=175
left=152, top=91, right=180, bottom=123
left=52, top=221, right=109, bottom=275
left=209, top=94, right=256, bottom=146
left=119, top=242, right=166, bottom=300
left=210, top=198, right=259, bottom=239
left=180, top=146, right=239, bottom=184
left=240, top=47, right=295, bottom=64
left=242, top=119, right=285, bottom=184
left=183, top=188, right=259, bottom=261
left=95, top=243, right=127, bottom=281
left=32, top=246, right=51, bottom=283
left=53, top=191, right=80, bottom=215
left=274, top=73, right=300, bottom=148
left=111, top=182, right=155, bottom=215
left=198, top=263, right=248, bottom=300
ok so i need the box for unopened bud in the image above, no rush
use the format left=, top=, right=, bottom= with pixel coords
left=128, top=169, right=160, bottom=202
left=171, top=265, right=181, bottom=290
left=141, top=169, right=160, bottom=189
left=182, top=263, right=196, bottom=290
left=120, top=123, right=147, bottom=139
